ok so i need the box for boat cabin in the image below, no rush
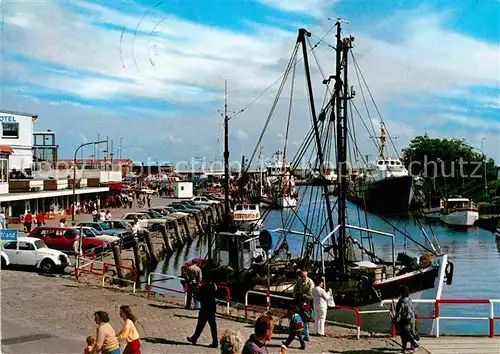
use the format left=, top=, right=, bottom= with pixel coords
left=213, top=230, right=263, bottom=270
left=443, top=197, right=477, bottom=211
left=233, top=203, right=261, bottom=221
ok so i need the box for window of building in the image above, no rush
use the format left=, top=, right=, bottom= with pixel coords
left=2, top=122, right=19, bottom=138
left=0, top=158, right=8, bottom=183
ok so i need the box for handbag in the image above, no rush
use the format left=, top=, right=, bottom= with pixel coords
left=327, top=289, right=335, bottom=308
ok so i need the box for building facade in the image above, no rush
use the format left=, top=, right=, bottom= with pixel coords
left=0, top=110, right=37, bottom=173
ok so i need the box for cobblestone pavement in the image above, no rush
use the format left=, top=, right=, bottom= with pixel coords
left=0, top=270, right=421, bottom=354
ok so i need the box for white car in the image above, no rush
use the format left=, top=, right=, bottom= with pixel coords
left=191, top=196, right=220, bottom=205
left=1, top=237, right=71, bottom=273
left=121, top=212, right=166, bottom=229
left=79, top=227, right=121, bottom=243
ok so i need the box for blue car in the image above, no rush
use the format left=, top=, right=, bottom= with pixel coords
left=76, top=222, right=128, bottom=237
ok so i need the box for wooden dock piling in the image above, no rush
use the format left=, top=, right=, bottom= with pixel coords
left=144, top=230, right=159, bottom=264
left=112, top=244, right=125, bottom=280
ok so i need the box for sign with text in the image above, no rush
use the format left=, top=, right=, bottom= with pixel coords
left=0, top=116, right=17, bottom=122
left=0, top=230, right=18, bottom=241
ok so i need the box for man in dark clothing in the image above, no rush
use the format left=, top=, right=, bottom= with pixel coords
left=186, top=277, right=218, bottom=348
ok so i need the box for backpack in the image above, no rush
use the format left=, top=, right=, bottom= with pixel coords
left=290, top=313, right=303, bottom=331
left=300, top=303, right=314, bottom=322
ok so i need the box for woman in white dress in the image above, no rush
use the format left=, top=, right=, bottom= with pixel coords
left=311, top=277, right=333, bottom=336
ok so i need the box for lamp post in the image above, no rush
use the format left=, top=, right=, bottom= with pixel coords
left=72, top=140, right=107, bottom=221
left=481, top=138, right=488, bottom=198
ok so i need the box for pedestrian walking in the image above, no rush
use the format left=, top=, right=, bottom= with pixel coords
left=105, top=210, right=112, bottom=220
left=0, top=209, right=6, bottom=229
left=242, top=315, right=286, bottom=354
left=182, top=259, right=202, bottom=310
left=292, top=271, right=314, bottom=303
left=24, top=210, right=33, bottom=233
left=186, top=274, right=219, bottom=348
left=99, top=210, right=106, bottom=222
left=298, top=299, right=314, bottom=341
left=220, top=329, right=244, bottom=354
left=92, top=209, right=98, bottom=222
left=36, top=212, right=45, bottom=227
left=116, top=305, right=141, bottom=354
left=312, top=277, right=333, bottom=336
left=90, top=311, right=120, bottom=354
left=394, top=285, right=420, bottom=353
left=282, top=305, right=305, bottom=350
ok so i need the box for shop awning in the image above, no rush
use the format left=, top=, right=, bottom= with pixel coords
left=0, top=146, right=14, bottom=154
left=108, top=183, right=125, bottom=191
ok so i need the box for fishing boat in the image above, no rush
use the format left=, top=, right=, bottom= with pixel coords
left=347, top=123, right=414, bottom=216
left=440, top=196, right=479, bottom=227
left=261, top=151, right=298, bottom=209
left=200, top=21, right=453, bottom=335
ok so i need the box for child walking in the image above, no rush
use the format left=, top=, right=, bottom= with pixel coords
left=282, top=305, right=306, bottom=350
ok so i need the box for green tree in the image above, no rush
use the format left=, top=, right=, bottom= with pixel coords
left=402, top=134, right=497, bottom=201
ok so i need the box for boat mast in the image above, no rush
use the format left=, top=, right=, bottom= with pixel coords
left=379, top=122, right=387, bottom=158
left=223, top=79, right=231, bottom=227
left=298, top=28, right=336, bottom=239
left=334, top=19, right=354, bottom=275
left=259, top=145, right=263, bottom=197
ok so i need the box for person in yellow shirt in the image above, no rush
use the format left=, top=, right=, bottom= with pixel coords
left=116, top=305, right=141, bottom=354
left=91, top=311, right=120, bottom=354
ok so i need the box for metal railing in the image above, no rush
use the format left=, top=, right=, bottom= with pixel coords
left=381, top=298, right=500, bottom=338
left=101, top=262, right=137, bottom=293
left=146, top=273, right=187, bottom=306
left=244, top=290, right=373, bottom=339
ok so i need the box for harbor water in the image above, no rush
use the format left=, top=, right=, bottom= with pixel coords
left=151, top=187, right=500, bottom=335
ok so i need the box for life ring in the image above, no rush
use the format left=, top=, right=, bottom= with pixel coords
left=445, top=261, right=454, bottom=285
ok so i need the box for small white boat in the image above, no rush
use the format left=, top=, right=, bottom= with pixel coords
left=440, top=197, right=479, bottom=227
left=232, top=203, right=262, bottom=228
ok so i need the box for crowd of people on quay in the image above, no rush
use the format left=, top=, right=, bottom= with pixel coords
left=179, top=262, right=419, bottom=354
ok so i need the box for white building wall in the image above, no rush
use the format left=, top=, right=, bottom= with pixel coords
left=0, top=111, right=36, bottom=171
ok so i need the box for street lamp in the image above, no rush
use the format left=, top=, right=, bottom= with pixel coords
left=102, top=150, right=108, bottom=172
left=72, top=140, right=107, bottom=221
left=481, top=138, right=488, bottom=198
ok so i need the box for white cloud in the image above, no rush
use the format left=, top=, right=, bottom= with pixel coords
left=235, top=129, right=249, bottom=140
left=165, top=134, right=183, bottom=144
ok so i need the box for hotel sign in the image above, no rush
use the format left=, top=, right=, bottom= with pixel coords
left=0, top=116, right=16, bottom=122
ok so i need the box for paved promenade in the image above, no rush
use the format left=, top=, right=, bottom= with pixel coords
left=0, top=270, right=410, bottom=354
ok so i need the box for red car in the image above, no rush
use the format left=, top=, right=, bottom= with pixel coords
left=28, top=227, right=106, bottom=253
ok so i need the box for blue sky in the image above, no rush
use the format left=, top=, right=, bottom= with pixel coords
left=1, top=0, right=499, bottom=166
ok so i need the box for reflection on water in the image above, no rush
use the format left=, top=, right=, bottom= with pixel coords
left=151, top=187, right=500, bottom=335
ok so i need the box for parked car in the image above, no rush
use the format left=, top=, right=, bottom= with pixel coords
left=1, top=237, right=71, bottom=274
left=79, top=227, right=121, bottom=243
left=102, top=220, right=133, bottom=232
left=179, top=200, right=210, bottom=210
left=162, top=206, right=189, bottom=217
left=191, top=196, right=220, bottom=205
left=28, top=227, right=107, bottom=253
left=76, top=222, right=128, bottom=237
left=121, top=212, right=165, bottom=228
left=170, top=203, right=201, bottom=214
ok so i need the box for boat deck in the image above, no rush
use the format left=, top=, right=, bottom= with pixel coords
left=420, top=336, right=500, bottom=354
